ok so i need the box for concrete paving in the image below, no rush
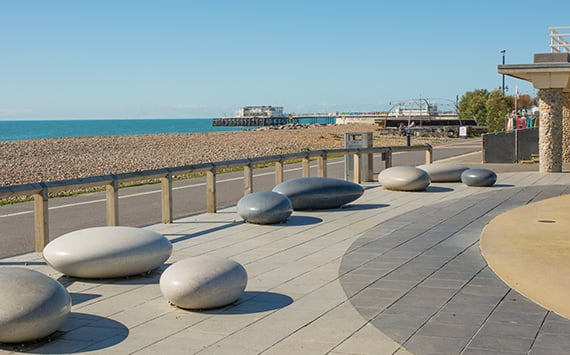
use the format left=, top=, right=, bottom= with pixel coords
left=2, top=153, right=570, bottom=354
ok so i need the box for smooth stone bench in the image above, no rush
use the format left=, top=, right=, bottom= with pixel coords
left=43, top=226, right=172, bottom=278
left=461, top=168, right=497, bottom=187
left=237, top=191, right=293, bottom=224
left=0, top=268, right=71, bottom=343
left=160, top=255, right=248, bottom=310
left=417, top=163, right=469, bottom=182
left=378, top=166, right=430, bottom=191
left=272, top=177, right=364, bottom=210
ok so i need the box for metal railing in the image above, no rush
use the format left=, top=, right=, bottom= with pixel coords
left=550, top=26, right=570, bottom=53
left=0, top=145, right=432, bottom=252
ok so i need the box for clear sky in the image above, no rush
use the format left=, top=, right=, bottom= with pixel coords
left=1, top=0, right=569, bottom=119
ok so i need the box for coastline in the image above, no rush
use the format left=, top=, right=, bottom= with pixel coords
left=0, top=124, right=449, bottom=187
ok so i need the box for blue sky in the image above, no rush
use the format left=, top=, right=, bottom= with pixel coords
left=1, top=0, right=568, bottom=119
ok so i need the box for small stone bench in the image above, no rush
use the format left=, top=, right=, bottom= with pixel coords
left=43, top=226, right=172, bottom=278
left=237, top=191, right=292, bottom=224
left=0, top=268, right=71, bottom=343
left=273, top=177, right=364, bottom=210
left=378, top=166, right=430, bottom=191
left=160, top=255, right=248, bottom=310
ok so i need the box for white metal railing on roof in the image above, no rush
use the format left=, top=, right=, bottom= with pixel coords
left=550, top=26, right=570, bottom=53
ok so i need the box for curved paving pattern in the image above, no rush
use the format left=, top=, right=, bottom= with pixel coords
left=481, top=194, right=570, bottom=320
left=340, top=184, right=570, bottom=354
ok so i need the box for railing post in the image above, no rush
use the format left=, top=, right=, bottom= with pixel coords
left=33, top=184, right=49, bottom=252
left=161, top=171, right=173, bottom=224
left=318, top=151, right=327, bottom=177
left=206, top=165, right=216, bottom=213
left=244, top=159, right=253, bottom=195
left=384, top=150, right=393, bottom=168
left=302, top=154, right=310, bottom=177
left=106, top=176, right=119, bottom=226
left=353, top=151, right=361, bottom=184
left=275, top=157, right=284, bottom=185
left=425, top=145, right=433, bottom=164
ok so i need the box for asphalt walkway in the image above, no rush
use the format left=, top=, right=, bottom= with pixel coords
left=2, top=152, right=570, bottom=354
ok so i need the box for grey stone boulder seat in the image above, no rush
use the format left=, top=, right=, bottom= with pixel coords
left=237, top=191, right=292, bottom=224
left=416, top=163, right=469, bottom=182
left=378, top=166, right=430, bottom=191
left=272, top=177, right=364, bottom=210
left=461, top=168, right=497, bottom=187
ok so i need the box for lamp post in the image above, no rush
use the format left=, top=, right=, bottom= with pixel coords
left=501, top=50, right=506, bottom=95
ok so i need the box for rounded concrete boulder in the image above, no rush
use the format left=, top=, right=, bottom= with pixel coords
left=378, top=166, right=430, bottom=191
left=0, top=268, right=71, bottom=343
left=237, top=191, right=293, bottom=224
left=272, top=177, right=364, bottom=210
left=160, top=255, right=247, bottom=310
left=417, top=163, right=469, bottom=182
left=43, top=226, right=172, bottom=278
left=461, top=168, right=497, bottom=187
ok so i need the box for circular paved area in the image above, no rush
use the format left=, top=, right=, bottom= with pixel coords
left=481, top=194, right=570, bottom=320
left=340, top=184, right=570, bottom=354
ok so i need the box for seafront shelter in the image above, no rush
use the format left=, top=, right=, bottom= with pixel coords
left=498, top=27, right=570, bottom=173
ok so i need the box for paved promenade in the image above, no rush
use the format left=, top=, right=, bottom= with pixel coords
left=2, top=152, right=570, bottom=354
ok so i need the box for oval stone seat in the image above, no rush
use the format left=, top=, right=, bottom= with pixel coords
left=43, top=226, right=172, bottom=278
left=0, top=268, right=71, bottom=343
left=417, top=163, right=469, bottom=182
left=237, top=191, right=293, bottom=224
left=160, top=255, right=247, bottom=310
left=461, top=168, right=497, bottom=187
left=272, top=177, right=364, bottom=210
left=378, top=166, right=430, bottom=191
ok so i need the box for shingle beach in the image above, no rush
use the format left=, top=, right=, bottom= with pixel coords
left=0, top=123, right=447, bottom=187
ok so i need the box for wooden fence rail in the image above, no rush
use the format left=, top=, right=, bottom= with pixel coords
left=0, top=145, right=432, bottom=251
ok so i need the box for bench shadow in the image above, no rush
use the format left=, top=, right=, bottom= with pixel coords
left=57, top=266, right=166, bottom=286
left=0, top=261, right=47, bottom=266
left=280, top=215, right=322, bottom=226
left=0, top=313, right=128, bottom=353
left=342, top=203, right=389, bottom=211
left=169, top=221, right=243, bottom=244
left=425, top=186, right=455, bottom=193
left=198, top=291, right=294, bottom=315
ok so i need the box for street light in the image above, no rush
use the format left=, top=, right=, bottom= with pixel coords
left=501, top=50, right=506, bottom=95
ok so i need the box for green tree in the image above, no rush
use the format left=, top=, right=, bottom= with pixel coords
left=458, top=89, right=490, bottom=126
left=486, top=90, right=513, bottom=133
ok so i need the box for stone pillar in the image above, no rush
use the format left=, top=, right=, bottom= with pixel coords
left=563, top=92, right=570, bottom=163
left=538, top=88, right=564, bottom=172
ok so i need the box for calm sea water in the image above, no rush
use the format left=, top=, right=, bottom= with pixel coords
left=0, top=118, right=248, bottom=142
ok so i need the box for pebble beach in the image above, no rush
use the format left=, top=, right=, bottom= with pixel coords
left=0, top=123, right=448, bottom=187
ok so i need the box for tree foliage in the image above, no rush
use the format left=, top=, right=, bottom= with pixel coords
left=458, top=89, right=489, bottom=126
left=486, top=90, right=513, bottom=132
left=458, top=89, right=515, bottom=132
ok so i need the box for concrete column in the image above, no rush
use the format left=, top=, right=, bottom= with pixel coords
left=563, top=92, right=570, bottom=163
left=538, top=88, right=564, bottom=172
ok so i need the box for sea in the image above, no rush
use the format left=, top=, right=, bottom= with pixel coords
left=0, top=118, right=251, bottom=142
left=0, top=117, right=338, bottom=142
